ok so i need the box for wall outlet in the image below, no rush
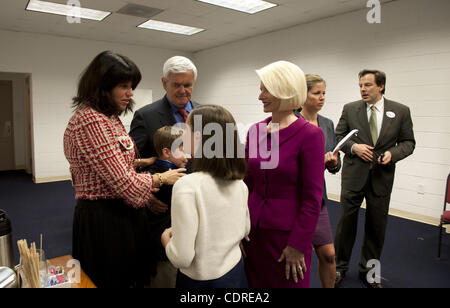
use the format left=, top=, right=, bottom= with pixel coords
left=417, top=183, right=425, bottom=195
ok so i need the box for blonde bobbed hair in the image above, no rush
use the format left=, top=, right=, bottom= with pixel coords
left=256, top=61, right=307, bottom=111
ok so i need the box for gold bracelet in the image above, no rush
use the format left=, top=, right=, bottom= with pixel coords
left=156, top=173, right=164, bottom=187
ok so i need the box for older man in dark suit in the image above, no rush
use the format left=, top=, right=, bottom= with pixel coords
left=334, top=70, right=415, bottom=288
left=130, top=57, right=199, bottom=214
left=130, top=56, right=199, bottom=160
left=129, top=56, right=199, bottom=288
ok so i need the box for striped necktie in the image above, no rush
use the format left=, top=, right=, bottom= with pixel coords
left=178, top=109, right=188, bottom=123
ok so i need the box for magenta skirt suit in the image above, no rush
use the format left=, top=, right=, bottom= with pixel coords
left=244, top=115, right=325, bottom=288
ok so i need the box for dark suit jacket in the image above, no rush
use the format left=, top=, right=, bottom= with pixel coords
left=335, top=99, right=415, bottom=196
left=129, top=96, right=199, bottom=158
left=318, top=114, right=342, bottom=204
left=295, top=111, right=342, bottom=205
left=146, top=163, right=174, bottom=261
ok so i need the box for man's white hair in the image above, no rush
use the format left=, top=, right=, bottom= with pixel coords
left=163, top=56, right=198, bottom=81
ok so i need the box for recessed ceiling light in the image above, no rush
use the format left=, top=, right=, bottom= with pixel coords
left=196, top=0, right=277, bottom=14
left=138, top=20, right=204, bottom=36
left=26, top=0, right=111, bottom=21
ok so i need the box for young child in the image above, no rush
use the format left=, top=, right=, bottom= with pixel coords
left=147, top=126, right=189, bottom=288
left=161, top=105, right=250, bottom=288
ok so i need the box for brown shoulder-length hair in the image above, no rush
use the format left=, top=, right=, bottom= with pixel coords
left=72, top=51, right=142, bottom=116
left=188, top=105, right=247, bottom=181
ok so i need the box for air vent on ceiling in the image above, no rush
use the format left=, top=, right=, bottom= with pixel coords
left=116, top=4, right=164, bottom=19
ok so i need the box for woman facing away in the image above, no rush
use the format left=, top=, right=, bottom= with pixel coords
left=243, top=61, right=325, bottom=288
left=161, top=104, right=251, bottom=288
left=64, top=51, right=185, bottom=288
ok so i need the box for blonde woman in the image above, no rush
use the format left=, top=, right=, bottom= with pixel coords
left=243, top=61, right=324, bottom=288
left=295, top=74, right=341, bottom=288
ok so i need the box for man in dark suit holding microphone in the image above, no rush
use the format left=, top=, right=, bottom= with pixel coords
left=334, top=70, right=415, bottom=288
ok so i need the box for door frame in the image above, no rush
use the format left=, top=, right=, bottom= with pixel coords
left=0, top=80, right=15, bottom=171
left=25, top=75, right=33, bottom=175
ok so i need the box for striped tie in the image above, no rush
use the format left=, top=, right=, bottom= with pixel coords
left=178, top=109, right=188, bottom=123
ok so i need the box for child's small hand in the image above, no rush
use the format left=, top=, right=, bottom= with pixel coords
left=147, top=194, right=168, bottom=214
left=161, top=228, right=173, bottom=248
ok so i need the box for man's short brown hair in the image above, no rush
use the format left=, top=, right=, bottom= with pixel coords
left=359, top=69, right=386, bottom=94
left=153, top=126, right=183, bottom=157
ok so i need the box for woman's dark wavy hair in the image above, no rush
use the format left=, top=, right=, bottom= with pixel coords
left=188, top=104, right=247, bottom=181
left=72, top=51, right=142, bottom=116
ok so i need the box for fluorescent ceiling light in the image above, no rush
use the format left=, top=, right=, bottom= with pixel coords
left=26, top=0, right=111, bottom=21
left=196, top=0, right=277, bottom=14
left=138, top=20, right=204, bottom=36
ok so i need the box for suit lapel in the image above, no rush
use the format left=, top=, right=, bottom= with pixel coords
left=377, top=99, right=394, bottom=146
left=278, top=116, right=307, bottom=146
left=357, top=101, right=374, bottom=146
left=256, top=116, right=307, bottom=151
left=158, top=98, right=198, bottom=126
left=158, top=96, right=177, bottom=126
left=262, top=116, right=307, bottom=147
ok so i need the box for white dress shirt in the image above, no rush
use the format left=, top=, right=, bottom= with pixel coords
left=351, top=97, right=385, bottom=154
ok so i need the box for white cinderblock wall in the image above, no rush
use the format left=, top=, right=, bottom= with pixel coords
left=193, top=0, right=450, bottom=219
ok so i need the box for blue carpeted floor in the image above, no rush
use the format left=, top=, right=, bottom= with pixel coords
left=0, top=171, right=75, bottom=264
left=320, top=199, right=450, bottom=288
left=1, top=170, right=449, bottom=288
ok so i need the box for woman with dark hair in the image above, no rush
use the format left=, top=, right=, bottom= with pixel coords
left=161, top=104, right=250, bottom=288
left=64, top=51, right=186, bottom=288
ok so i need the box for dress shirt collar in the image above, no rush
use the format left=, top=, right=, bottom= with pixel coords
left=166, top=95, right=193, bottom=113
left=367, top=96, right=384, bottom=112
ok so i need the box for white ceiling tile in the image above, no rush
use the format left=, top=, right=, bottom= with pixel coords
left=0, top=0, right=396, bottom=53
